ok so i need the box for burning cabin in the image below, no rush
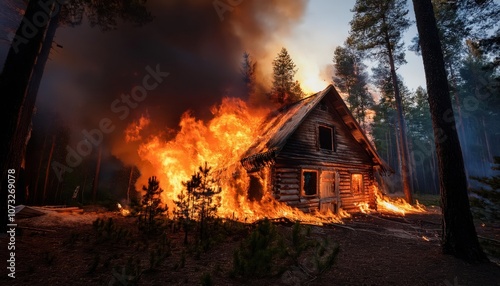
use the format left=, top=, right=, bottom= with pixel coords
left=240, top=85, right=391, bottom=213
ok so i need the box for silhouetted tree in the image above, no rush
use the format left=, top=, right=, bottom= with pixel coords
left=412, top=0, right=487, bottom=262
left=348, top=0, right=413, bottom=203
left=139, top=176, right=167, bottom=233
left=269, top=47, right=304, bottom=105
left=0, top=1, right=152, bottom=232
left=241, top=51, right=257, bottom=97
left=333, top=45, right=373, bottom=128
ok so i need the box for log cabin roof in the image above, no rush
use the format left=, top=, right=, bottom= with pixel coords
left=240, top=84, right=392, bottom=174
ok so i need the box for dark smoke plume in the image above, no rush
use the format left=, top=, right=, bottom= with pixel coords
left=35, top=0, right=307, bottom=165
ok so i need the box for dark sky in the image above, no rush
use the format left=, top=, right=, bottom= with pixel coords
left=33, top=0, right=307, bottom=148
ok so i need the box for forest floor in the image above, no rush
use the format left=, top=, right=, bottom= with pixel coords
left=1, top=206, right=499, bottom=286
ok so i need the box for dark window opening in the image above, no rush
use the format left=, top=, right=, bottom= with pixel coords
left=248, top=175, right=264, bottom=201
left=319, top=126, right=334, bottom=151
left=303, top=171, right=317, bottom=196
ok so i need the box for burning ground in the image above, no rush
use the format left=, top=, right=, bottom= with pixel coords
left=2, top=207, right=499, bottom=286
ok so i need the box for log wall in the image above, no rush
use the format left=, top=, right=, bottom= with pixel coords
left=272, top=100, right=376, bottom=213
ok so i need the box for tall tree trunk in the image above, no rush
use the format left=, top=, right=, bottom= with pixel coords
left=430, top=148, right=438, bottom=194
left=127, top=167, right=134, bottom=205
left=0, top=0, right=58, bottom=232
left=410, top=143, right=419, bottom=194
left=412, top=0, right=486, bottom=262
left=43, top=135, right=56, bottom=204
left=33, top=133, right=48, bottom=204
left=394, top=123, right=402, bottom=173
left=82, top=170, right=87, bottom=204
left=422, top=158, right=427, bottom=193
left=385, top=131, right=390, bottom=164
left=92, top=146, right=102, bottom=203
left=382, top=20, right=413, bottom=204
left=1, top=0, right=58, bottom=179
left=448, top=62, right=470, bottom=185
left=13, top=3, right=60, bottom=174
left=481, top=117, right=493, bottom=163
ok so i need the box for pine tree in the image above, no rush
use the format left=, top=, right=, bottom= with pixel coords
left=348, top=0, right=413, bottom=203
left=175, top=176, right=197, bottom=244
left=412, top=0, right=487, bottom=262
left=270, top=48, right=304, bottom=105
left=192, top=163, right=222, bottom=244
left=139, top=176, right=167, bottom=233
left=241, top=52, right=257, bottom=97
left=175, top=163, right=221, bottom=245
left=405, top=87, right=439, bottom=194
left=411, top=1, right=500, bottom=177
left=333, top=45, right=373, bottom=128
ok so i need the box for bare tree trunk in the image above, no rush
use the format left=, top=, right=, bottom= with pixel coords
left=422, top=158, right=428, bottom=193
left=412, top=0, right=486, bottom=262
left=481, top=117, right=493, bottom=163
left=42, top=135, right=56, bottom=204
left=410, top=142, right=419, bottom=194
left=33, top=133, right=48, bottom=204
left=394, top=123, right=403, bottom=189
left=0, top=0, right=55, bottom=233
left=92, top=146, right=102, bottom=203
left=82, top=170, right=88, bottom=205
left=430, top=148, right=438, bottom=194
left=383, top=21, right=413, bottom=203
left=13, top=4, right=60, bottom=180
left=54, top=178, right=62, bottom=203
left=385, top=131, right=390, bottom=164
left=448, top=62, right=470, bottom=185
left=127, top=167, right=134, bottom=205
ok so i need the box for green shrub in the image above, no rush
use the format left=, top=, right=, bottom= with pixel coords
left=232, top=219, right=284, bottom=278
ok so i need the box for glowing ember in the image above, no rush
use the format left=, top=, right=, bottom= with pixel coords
left=354, top=202, right=371, bottom=214
left=117, top=203, right=130, bottom=216
left=422, top=236, right=430, bottom=241
left=127, top=97, right=348, bottom=224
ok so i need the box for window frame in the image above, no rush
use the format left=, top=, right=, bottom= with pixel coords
left=350, top=173, right=364, bottom=195
left=317, top=124, right=336, bottom=152
left=301, top=169, right=319, bottom=197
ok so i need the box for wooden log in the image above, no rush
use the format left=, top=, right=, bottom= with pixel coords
left=299, top=198, right=320, bottom=205
left=279, top=194, right=300, bottom=201
left=275, top=172, right=299, bottom=179
left=276, top=183, right=300, bottom=190
left=274, top=168, right=299, bottom=173
left=278, top=189, right=299, bottom=195
left=276, top=178, right=300, bottom=184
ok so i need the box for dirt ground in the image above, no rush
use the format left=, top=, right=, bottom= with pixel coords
left=1, top=208, right=499, bottom=286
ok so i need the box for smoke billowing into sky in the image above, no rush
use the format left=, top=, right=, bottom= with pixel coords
left=38, top=0, right=306, bottom=134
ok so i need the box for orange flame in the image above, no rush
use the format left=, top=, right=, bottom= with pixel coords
left=356, top=186, right=426, bottom=216
left=127, top=97, right=347, bottom=224
left=117, top=203, right=130, bottom=216
left=125, top=116, right=150, bottom=143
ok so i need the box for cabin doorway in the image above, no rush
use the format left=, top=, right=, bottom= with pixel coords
left=319, top=170, right=340, bottom=214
